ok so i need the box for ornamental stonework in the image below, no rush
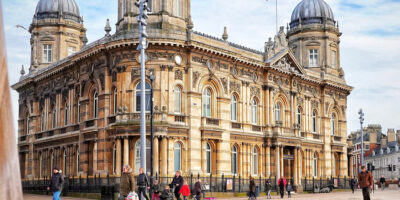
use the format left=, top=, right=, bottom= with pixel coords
left=230, top=81, right=241, bottom=94
left=175, top=69, right=183, bottom=80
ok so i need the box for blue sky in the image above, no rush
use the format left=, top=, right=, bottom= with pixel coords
left=3, top=0, right=400, bottom=135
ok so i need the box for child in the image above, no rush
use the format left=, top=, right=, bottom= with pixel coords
left=160, top=185, right=173, bottom=200
left=286, top=182, right=292, bottom=198
left=152, top=180, right=160, bottom=200
left=179, top=180, right=191, bottom=200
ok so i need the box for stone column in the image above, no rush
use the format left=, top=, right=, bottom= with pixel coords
left=93, top=141, right=98, bottom=173
left=280, top=146, right=284, bottom=177
left=349, top=156, right=353, bottom=178
left=216, top=140, right=222, bottom=175
left=201, top=140, right=206, bottom=174
left=275, top=146, right=280, bottom=180
left=240, top=143, right=244, bottom=176
left=153, top=137, right=159, bottom=175
left=298, top=149, right=302, bottom=183
left=331, top=152, right=335, bottom=177
left=161, top=137, right=168, bottom=176
left=261, top=145, right=265, bottom=177
left=116, top=138, right=122, bottom=176
left=123, top=137, right=129, bottom=165
left=294, top=148, right=298, bottom=185
left=266, top=145, right=271, bottom=177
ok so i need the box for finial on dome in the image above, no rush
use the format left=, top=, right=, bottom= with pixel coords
left=81, top=31, right=88, bottom=46
left=20, top=65, right=25, bottom=76
left=187, top=16, right=194, bottom=30
left=105, top=19, right=111, bottom=37
left=222, top=26, right=228, bottom=41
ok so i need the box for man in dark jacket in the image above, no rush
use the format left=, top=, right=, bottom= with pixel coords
left=47, top=167, right=64, bottom=200
left=350, top=178, right=356, bottom=194
left=379, top=176, right=386, bottom=190
left=278, top=177, right=287, bottom=199
left=193, top=179, right=202, bottom=200
left=358, top=166, right=373, bottom=200
left=119, top=165, right=135, bottom=200
left=137, top=167, right=150, bottom=200
left=171, top=170, right=184, bottom=200
left=248, top=176, right=256, bottom=199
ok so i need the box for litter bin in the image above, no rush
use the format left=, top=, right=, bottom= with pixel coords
left=101, top=185, right=115, bottom=200
left=255, top=186, right=260, bottom=197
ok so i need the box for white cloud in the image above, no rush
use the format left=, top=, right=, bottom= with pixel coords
left=4, top=0, right=400, bottom=135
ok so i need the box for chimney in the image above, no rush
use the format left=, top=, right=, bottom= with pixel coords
left=387, top=129, right=396, bottom=143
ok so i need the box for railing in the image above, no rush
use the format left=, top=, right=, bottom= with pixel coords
left=252, top=125, right=262, bottom=132
left=85, top=119, right=96, bottom=128
left=231, top=122, right=241, bottom=129
left=174, top=115, right=185, bottom=123
left=302, top=177, right=351, bottom=192
left=116, top=113, right=163, bottom=123
left=19, top=136, right=27, bottom=142
left=206, top=118, right=220, bottom=126
left=275, top=121, right=283, bottom=126
left=313, top=134, right=320, bottom=140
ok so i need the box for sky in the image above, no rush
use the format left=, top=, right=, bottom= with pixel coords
left=3, top=0, right=400, bottom=136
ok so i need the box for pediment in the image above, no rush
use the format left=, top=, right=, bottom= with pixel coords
left=266, top=49, right=306, bottom=76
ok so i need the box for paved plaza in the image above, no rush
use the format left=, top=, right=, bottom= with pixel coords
left=24, top=189, right=400, bottom=200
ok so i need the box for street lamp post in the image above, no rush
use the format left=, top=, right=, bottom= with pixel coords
left=359, top=109, right=365, bottom=169
left=136, top=0, right=150, bottom=173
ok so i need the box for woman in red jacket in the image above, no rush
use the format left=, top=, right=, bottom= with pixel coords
left=179, top=180, right=191, bottom=200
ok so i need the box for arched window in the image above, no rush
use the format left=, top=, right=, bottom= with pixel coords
left=52, top=109, right=56, bottom=129
left=206, top=143, right=212, bottom=173
left=275, top=103, right=281, bottom=122
left=313, top=152, right=318, bottom=177
left=113, top=88, right=118, bottom=115
left=251, top=98, right=258, bottom=125
left=312, top=110, right=317, bottom=133
left=174, top=86, right=182, bottom=114
left=77, top=101, right=81, bottom=123
left=64, top=102, right=69, bottom=125
left=135, top=139, right=151, bottom=173
left=252, top=147, right=258, bottom=175
left=202, top=88, right=212, bottom=118
left=297, top=107, right=302, bottom=128
left=174, top=142, right=182, bottom=171
left=93, top=92, right=98, bottom=118
left=136, top=82, right=151, bottom=112
left=231, top=146, right=238, bottom=174
left=112, top=144, right=117, bottom=175
left=231, top=95, right=237, bottom=121
left=331, top=113, right=336, bottom=136
left=41, top=111, right=45, bottom=131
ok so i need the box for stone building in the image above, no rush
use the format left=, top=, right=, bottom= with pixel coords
left=13, top=0, right=352, bottom=191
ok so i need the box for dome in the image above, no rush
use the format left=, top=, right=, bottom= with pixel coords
left=290, top=0, right=335, bottom=28
left=34, top=0, right=81, bottom=23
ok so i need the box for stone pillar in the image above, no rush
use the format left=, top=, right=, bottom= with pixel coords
left=153, top=137, right=159, bottom=175
left=266, top=145, right=271, bottom=177
left=240, top=143, right=244, bottom=176
left=216, top=140, right=222, bottom=175
left=331, top=151, right=335, bottom=177
left=349, top=156, right=353, bottom=178
left=161, top=137, right=168, bottom=176
left=261, top=145, right=265, bottom=177
left=275, top=146, right=280, bottom=180
left=123, top=137, right=129, bottom=165
left=294, top=148, right=298, bottom=185
left=201, top=140, right=206, bottom=174
left=298, top=149, right=302, bottom=183
left=93, top=141, right=98, bottom=173
left=280, top=146, right=284, bottom=177
left=116, top=138, right=122, bottom=176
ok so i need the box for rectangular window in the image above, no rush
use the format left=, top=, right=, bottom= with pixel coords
left=331, top=50, right=337, bottom=68
left=43, top=44, right=53, bottom=63
left=68, top=46, right=76, bottom=56
left=309, top=49, right=318, bottom=67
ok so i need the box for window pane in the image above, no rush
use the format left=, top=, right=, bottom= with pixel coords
left=174, top=87, right=181, bottom=113
left=174, top=143, right=181, bottom=171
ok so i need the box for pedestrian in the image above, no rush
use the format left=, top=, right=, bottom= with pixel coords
left=171, top=170, right=184, bottom=200
left=179, top=180, right=191, bottom=200
left=193, top=179, right=202, bottom=200
left=159, top=185, right=173, bottom=200
left=350, top=178, right=356, bottom=194
left=278, top=177, right=287, bottom=199
left=47, top=167, right=64, bottom=200
left=152, top=180, right=160, bottom=200
left=379, top=176, right=385, bottom=191
left=137, top=167, right=150, bottom=200
left=119, top=165, right=135, bottom=200
left=247, top=176, right=257, bottom=200
left=265, top=180, right=272, bottom=199
left=286, top=182, right=292, bottom=198
left=358, top=165, right=373, bottom=200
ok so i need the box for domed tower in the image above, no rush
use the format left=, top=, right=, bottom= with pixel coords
left=29, top=0, right=86, bottom=71
left=287, top=0, right=343, bottom=78
left=116, top=0, right=191, bottom=37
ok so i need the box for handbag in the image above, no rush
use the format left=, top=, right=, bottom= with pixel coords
left=126, top=191, right=139, bottom=200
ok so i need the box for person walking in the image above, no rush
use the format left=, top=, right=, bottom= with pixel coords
left=358, top=166, right=373, bottom=200
left=286, top=182, right=292, bottom=198
left=278, top=177, right=287, bottom=199
left=47, top=167, right=64, bottom=200
left=265, top=180, right=272, bottom=199
left=247, top=176, right=257, bottom=200
left=379, top=176, right=386, bottom=191
left=152, top=179, right=160, bottom=200
left=179, top=180, right=190, bottom=200
left=171, top=171, right=184, bottom=200
left=119, top=165, right=135, bottom=200
left=193, top=179, right=202, bottom=200
left=350, top=178, right=357, bottom=194
left=137, top=168, right=150, bottom=200
left=160, top=185, right=173, bottom=200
